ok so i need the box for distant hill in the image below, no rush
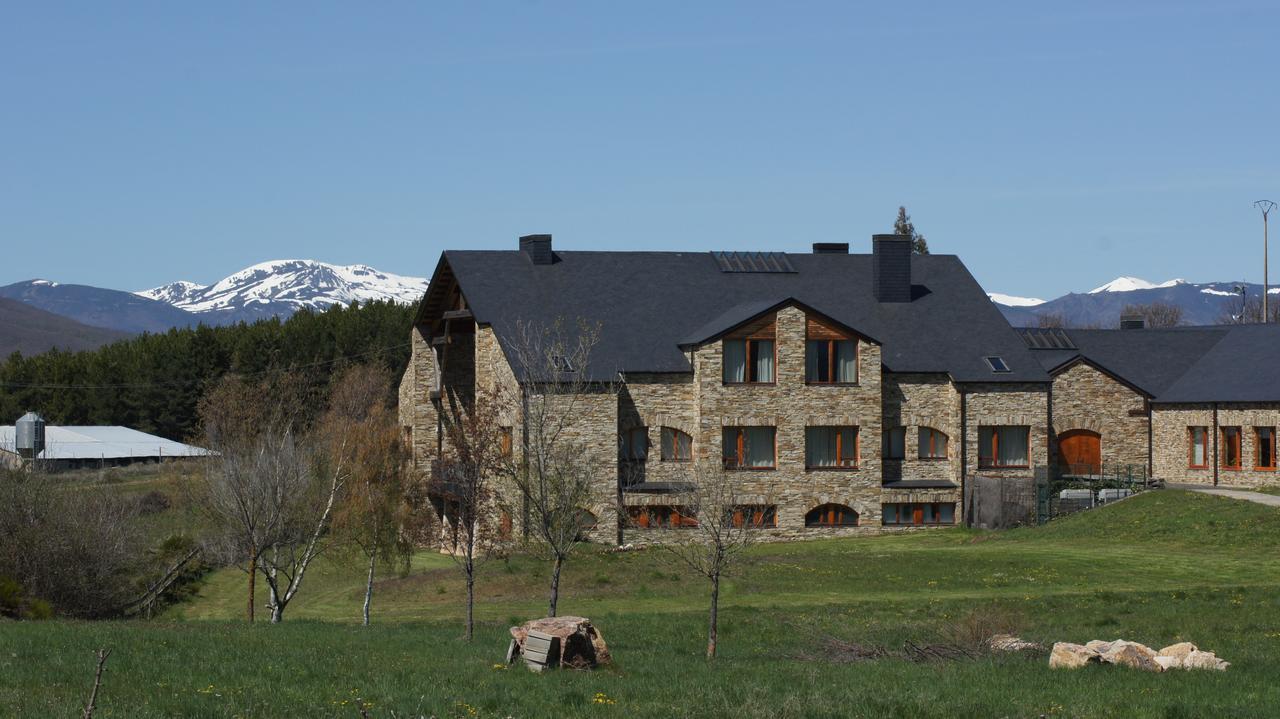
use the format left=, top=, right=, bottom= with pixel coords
left=990, top=276, right=1276, bottom=327
left=0, top=280, right=204, bottom=334
left=0, top=298, right=131, bottom=356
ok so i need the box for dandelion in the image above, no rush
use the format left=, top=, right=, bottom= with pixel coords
left=593, top=692, right=617, bottom=705
left=492, top=663, right=508, bottom=670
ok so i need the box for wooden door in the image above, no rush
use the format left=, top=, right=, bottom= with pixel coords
left=1058, top=430, right=1101, bottom=475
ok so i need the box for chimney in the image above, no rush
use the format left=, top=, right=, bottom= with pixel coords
left=813, top=242, right=849, bottom=254
left=520, top=234, right=554, bottom=265
left=1120, top=314, right=1146, bottom=330
left=872, top=234, right=912, bottom=303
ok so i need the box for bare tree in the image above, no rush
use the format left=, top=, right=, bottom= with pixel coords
left=1035, top=312, right=1066, bottom=329
left=195, top=373, right=304, bottom=623
left=434, top=380, right=512, bottom=640
left=328, top=365, right=415, bottom=626
left=655, top=461, right=768, bottom=660
left=1217, top=291, right=1280, bottom=324
left=504, top=318, right=616, bottom=617
left=1121, top=302, right=1183, bottom=328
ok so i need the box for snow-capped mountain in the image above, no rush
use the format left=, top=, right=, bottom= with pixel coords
left=138, top=260, right=429, bottom=323
left=986, top=292, right=1046, bottom=307
left=1087, top=276, right=1186, bottom=294
left=991, top=275, right=1275, bottom=327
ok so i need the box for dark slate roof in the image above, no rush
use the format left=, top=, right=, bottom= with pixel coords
left=1155, top=324, right=1280, bottom=403
left=437, top=249, right=1050, bottom=383
left=1019, top=324, right=1280, bottom=402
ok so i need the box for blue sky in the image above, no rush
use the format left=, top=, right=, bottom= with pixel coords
left=2, top=1, right=1277, bottom=298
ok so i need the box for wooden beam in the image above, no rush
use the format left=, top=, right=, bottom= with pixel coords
left=442, top=309, right=473, bottom=321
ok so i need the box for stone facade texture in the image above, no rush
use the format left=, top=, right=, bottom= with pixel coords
left=963, top=382, right=1049, bottom=480
left=1152, top=403, right=1280, bottom=487
left=1050, top=362, right=1149, bottom=471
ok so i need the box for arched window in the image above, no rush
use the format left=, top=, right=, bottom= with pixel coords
left=660, top=427, right=693, bottom=461
left=918, top=427, right=948, bottom=460
left=805, top=503, right=859, bottom=527
left=576, top=509, right=598, bottom=530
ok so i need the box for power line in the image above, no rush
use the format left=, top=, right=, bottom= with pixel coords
left=0, top=341, right=412, bottom=390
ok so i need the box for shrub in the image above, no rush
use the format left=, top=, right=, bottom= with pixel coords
left=137, top=490, right=172, bottom=516
left=940, top=604, right=1026, bottom=650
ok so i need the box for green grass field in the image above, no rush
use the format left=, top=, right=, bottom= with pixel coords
left=4, top=488, right=1280, bottom=717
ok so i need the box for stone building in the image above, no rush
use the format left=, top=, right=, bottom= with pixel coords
left=401, top=234, right=1280, bottom=543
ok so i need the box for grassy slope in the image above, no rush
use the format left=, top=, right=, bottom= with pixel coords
left=4, top=490, right=1280, bottom=717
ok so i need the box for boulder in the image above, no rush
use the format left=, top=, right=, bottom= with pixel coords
left=1182, top=650, right=1229, bottom=672
left=988, top=634, right=1044, bottom=653
left=510, top=616, right=611, bottom=669
left=1100, top=640, right=1162, bottom=672
left=1085, top=640, right=1115, bottom=654
left=1157, top=642, right=1198, bottom=663
left=1049, top=642, right=1099, bottom=669
left=1154, top=655, right=1181, bottom=671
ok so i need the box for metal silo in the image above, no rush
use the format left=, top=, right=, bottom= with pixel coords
left=15, top=411, right=45, bottom=460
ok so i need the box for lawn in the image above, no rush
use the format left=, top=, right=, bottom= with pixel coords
left=3, top=490, right=1280, bottom=717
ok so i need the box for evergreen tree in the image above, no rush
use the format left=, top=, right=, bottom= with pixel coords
left=894, top=206, right=930, bottom=255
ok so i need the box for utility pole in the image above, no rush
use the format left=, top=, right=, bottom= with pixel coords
left=1256, top=200, right=1276, bottom=323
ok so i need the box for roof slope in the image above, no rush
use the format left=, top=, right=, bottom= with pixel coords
left=437, top=249, right=1047, bottom=383
left=1020, top=324, right=1280, bottom=402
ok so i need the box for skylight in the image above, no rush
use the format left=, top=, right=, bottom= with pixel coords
left=711, top=251, right=796, bottom=273
left=984, top=356, right=1011, bottom=373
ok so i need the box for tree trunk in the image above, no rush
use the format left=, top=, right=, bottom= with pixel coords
left=548, top=555, right=563, bottom=617
left=362, top=551, right=376, bottom=627
left=465, top=565, right=475, bottom=641
left=247, top=549, right=257, bottom=623
left=706, top=573, right=719, bottom=660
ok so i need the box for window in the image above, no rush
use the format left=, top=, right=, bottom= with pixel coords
left=984, top=356, right=1011, bottom=373
left=883, top=427, right=906, bottom=460
left=1189, top=427, right=1209, bottom=468
left=805, top=426, right=859, bottom=469
left=722, top=426, right=776, bottom=469
left=1257, top=427, right=1277, bottom=470
left=723, top=338, right=775, bottom=383
left=729, top=505, right=777, bottom=528
left=882, top=502, right=956, bottom=526
left=499, top=427, right=513, bottom=458
left=806, top=339, right=858, bottom=383
left=978, top=426, right=1030, bottom=468
left=805, top=504, right=859, bottom=527
left=628, top=505, right=697, bottom=529
left=918, top=427, right=948, bottom=460
left=1221, top=427, right=1242, bottom=469
left=620, top=427, right=648, bottom=462
left=660, top=427, right=693, bottom=461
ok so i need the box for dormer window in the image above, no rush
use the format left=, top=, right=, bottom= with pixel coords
left=806, top=315, right=858, bottom=384
left=722, top=314, right=776, bottom=384
left=984, top=356, right=1011, bottom=373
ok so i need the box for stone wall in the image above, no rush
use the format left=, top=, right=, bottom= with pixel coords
left=1152, top=403, right=1280, bottom=487
left=882, top=373, right=961, bottom=485
left=1050, top=362, right=1149, bottom=470
left=964, top=382, right=1050, bottom=480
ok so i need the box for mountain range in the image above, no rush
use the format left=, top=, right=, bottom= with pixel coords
left=0, top=260, right=430, bottom=355
left=991, top=277, right=1279, bottom=327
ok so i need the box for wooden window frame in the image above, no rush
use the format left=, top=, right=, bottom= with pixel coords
left=1256, top=427, right=1277, bottom=471
left=805, top=338, right=859, bottom=385
left=628, top=505, right=697, bottom=529
left=729, top=505, right=778, bottom=529
left=1188, top=426, right=1209, bottom=469
left=918, top=427, right=949, bottom=461
left=722, top=426, right=777, bottom=470
left=722, top=337, right=777, bottom=386
left=1221, top=426, right=1242, bottom=470
left=659, top=426, right=694, bottom=462
left=978, top=426, right=1031, bottom=469
left=805, top=503, right=860, bottom=527
left=881, top=502, right=956, bottom=527
left=805, top=426, right=859, bottom=470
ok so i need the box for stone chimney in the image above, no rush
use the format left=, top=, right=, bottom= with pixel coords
left=872, top=234, right=912, bottom=303
left=520, top=234, right=554, bottom=265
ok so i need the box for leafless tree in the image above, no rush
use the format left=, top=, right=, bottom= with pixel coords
left=1121, top=302, right=1183, bottom=328
left=328, top=365, right=415, bottom=626
left=1035, top=312, right=1067, bottom=329
left=434, top=380, right=512, bottom=640
left=504, top=318, right=616, bottom=617
left=1217, top=291, right=1280, bottom=324
left=655, top=461, right=768, bottom=660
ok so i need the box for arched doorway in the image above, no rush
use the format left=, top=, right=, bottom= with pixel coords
left=1058, top=429, right=1101, bottom=476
